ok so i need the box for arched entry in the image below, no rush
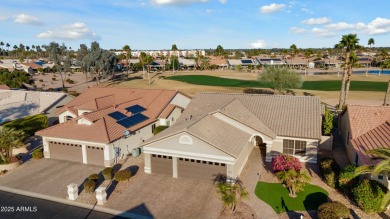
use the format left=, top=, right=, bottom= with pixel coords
left=252, top=135, right=266, bottom=159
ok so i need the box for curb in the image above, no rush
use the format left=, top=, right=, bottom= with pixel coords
left=0, top=185, right=150, bottom=219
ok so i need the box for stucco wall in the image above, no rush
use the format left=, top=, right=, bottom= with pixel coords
left=170, top=93, right=191, bottom=109
left=232, top=141, right=253, bottom=178
left=272, top=136, right=318, bottom=163
left=159, top=107, right=182, bottom=126
left=112, top=122, right=156, bottom=158
left=59, top=110, right=76, bottom=123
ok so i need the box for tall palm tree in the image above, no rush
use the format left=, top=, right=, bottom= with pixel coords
left=144, top=55, right=154, bottom=85
left=171, top=44, right=178, bottom=74
left=215, top=45, right=224, bottom=57
left=289, top=44, right=298, bottom=68
left=139, top=52, right=147, bottom=79
left=335, top=34, right=360, bottom=110
left=0, top=42, right=4, bottom=51
left=355, top=148, right=390, bottom=210
left=216, top=182, right=248, bottom=211
left=368, top=38, right=375, bottom=49
left=122, top=45, right=131, bottom=76
left=6, top=43, right=10, bottom=51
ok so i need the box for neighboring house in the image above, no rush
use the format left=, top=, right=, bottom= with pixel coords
left=178, top=58, right=196, bottom=69
left=209, top=58, right=229, bottom=70
left=340, top=105, right=390, bottom=188
left=256, top=57, right=286, bottom=67
left=0, top=90, right=68, bottom=125
left=141, top=93, right=322, bottom=180
left=37, top=88, right=191, bottom=167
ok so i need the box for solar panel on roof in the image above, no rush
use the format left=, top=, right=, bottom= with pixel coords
left=116, top=113, right=149, bottom=128
left=108, top=111, right=127, bottom=120
left=241, top=60, right=253, bottom=64
left=125, top=105, right=146, bottom=114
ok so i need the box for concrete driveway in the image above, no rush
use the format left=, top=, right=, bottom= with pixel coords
left=0, top=158, right=102, bottom=199
left=104, top=155, right=223, bottom=219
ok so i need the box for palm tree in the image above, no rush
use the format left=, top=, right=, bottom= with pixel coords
left=171, top=44, right=178, bottom=74
left=144, top=55, right=154, bottom=85
left=122, top=45, right=131, bottom=76
left=289, top=44, right=298, bottom=68
left=335, top=34, right=360, bottom=110
left=6, top=43, right=10, bottom=51
left=0, top=42, right=3, bottom=51
left=139, top=52, right=147, bottom=79
left=368, top=38, right=375, bottom=48
left=0, top=128, right=26, bottom=163
left=276, top=170, right=311, bottom=197
left=355, top=148, right=390, bottom=210
left=215, top=45, right=224, bottom=57
left=216, top=182, right=248, bottom=211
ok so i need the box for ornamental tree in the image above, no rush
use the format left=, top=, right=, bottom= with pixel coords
left=273, top=154, right=302, bottom=173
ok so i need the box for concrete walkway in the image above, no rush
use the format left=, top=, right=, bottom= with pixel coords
left=239, top=148, right=279, bottom=219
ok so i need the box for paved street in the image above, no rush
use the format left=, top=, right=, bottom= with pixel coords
left=0, top=191, right=124, bottom=219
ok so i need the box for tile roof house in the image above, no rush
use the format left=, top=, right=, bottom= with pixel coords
left=340, top=105, right=390, bottom=188
left=141, top=93, right=322, bottom=180
left=0, top=90, right=68, bottom=125
left=37, top=87, right=191, bottom=167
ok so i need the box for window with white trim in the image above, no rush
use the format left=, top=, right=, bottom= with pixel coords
left=283, top=139, right=307, bottom=156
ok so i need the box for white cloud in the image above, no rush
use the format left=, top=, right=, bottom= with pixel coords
left=311, top=28, right=336, bottom=37
left=151, top=0, right=209, bottom=5
left=356, top=17, right=390, bottom=35
left=290, top=27, right=306, bottom=34
left=250, top=40, right=267, bottom=48
left=325, top=22, right=355, bottom=31
left=219, top=0, right=227, bottom=3
left=260, top=3, right=285, bottom=14
left=302, top=17, right=331, bottom=25
left=14, top=13, right=44, bottom=26
left=37, top=22, right=99, bottom=40
left=322, top=18, right=390, bottom=35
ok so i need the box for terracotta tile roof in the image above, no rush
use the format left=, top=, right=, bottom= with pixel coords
left=346, top=105, right=390, bottom=139
left=345, top=105, right=390, bottom=165
left=22, top=62, right=42, bottom=69
left=0, top=85, right=10, bottom=90
left=351, top=122, right=390, bottom=165
left=159, top=104, right=177, bottom=119
left=37, top=88, right=178, bottom=143
left=210, top=59, right=228, bottom=66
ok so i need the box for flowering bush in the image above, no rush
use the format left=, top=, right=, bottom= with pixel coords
left=273, top=154, right=301, bottom=173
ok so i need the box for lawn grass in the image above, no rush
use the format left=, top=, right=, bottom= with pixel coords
left=255, top=182, right=328, bottom=213
left=167, top=75, right=387, bottom=92
left=3, top=114, right=48, bottom=136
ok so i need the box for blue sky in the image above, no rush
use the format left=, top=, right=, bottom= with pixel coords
left=1, top=0, right=390, bottom=50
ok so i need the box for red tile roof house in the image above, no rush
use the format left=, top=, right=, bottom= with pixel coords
left=37, top=87, right=191, bottom=167
left=339, top=105, right=390, bottom=188
left=141, top=93, right=322, bottom=180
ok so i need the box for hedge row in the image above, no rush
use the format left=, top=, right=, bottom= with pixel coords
left=319, top=158, right=340, bottom=188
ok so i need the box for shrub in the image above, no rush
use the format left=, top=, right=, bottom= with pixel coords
left=273, top=154, right=301, bottom=173
left=319, top=158, right=340, bottom=188
left=114, top=169, right=132, bottom=182
left=52, top=77, right=56, bottom=81
left=352, top=179, right=387, bottom=213
left=102, top=167, right=113, bottom=180
left=323, top=107, right=334, bottom=135
left=39, top=79, right=43, bottom=82
left=62, top=87, right=68, bottom=93
left=88, top=173, right=99, bottom=181
left=37, top=68, right=43, bottom=73
left=31, top=149, right=43, bottom=159
left=66, top=78, right=75, bottom=84
left=153, top=126, right=168, bottom=135
left=339, top=165, right=359, bottom=192
left=83, top=180, right=96, bottom=193
left=317, top=201, right=349, bottom=219
left=4, top=114, right=48, bottom=136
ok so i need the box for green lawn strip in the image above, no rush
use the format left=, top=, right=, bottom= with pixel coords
left=3, top=114, right=48, bottom=136
left=254, top=182, right=328, bottom=214
left=167, top=75, right=387, bottom=91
